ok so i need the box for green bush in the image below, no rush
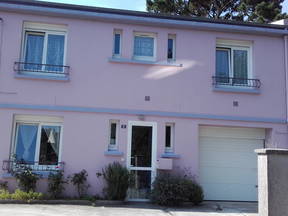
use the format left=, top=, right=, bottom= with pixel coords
left=70, top=169, right=90, bottom=198
left=99, top=162, right=131, bottom=200
left=11, top=189, right=43, bottom=201
left=151, top=173, right=204, bottom=206
left=0, top=189, right=43, bottom=201
left=48, top=171, right=68, bottom=199
left=14, top=167, right=39, bottom=192
left=0, top=189, right=11, bottom=200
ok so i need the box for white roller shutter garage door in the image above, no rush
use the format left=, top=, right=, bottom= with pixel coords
left=199, top=126, right=265, bottom=201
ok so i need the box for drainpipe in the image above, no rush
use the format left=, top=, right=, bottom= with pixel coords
left=0, top=18, right=3, bottom=69
left=285, top=33, right=288, bottom=124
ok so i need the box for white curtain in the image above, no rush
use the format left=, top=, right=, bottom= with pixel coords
left=24, top=33, right=44, bottom=70
left=16, top=124, right=38, bottom=162
left=233, top=50, right=248, bottom=84
left=42, top=126, right=60, bottom=157
left=134, top=36, right=154, bottom=57
left=45, top=34, right=65, bottom=72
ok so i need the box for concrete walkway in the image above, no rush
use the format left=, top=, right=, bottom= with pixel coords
left=0, top=202, right=258, bottom=216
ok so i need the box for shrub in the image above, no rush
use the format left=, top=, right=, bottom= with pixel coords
left=48, top=171, right=68, bottom=199
left=13, top=167, right=39, bottom=192
left=98, top=162, right=131, bottom=200
left=0, top=189, right=11, bottom=200
left=0, top=181, right=8, bottom=191
left=151, top=172, right=204, bottom=206
left=11, top=189, right=43, bottom=201
left=70, top=169, right=90, bottom=198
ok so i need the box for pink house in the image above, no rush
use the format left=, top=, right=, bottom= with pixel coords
left=0, top=0, right=287, bottom=202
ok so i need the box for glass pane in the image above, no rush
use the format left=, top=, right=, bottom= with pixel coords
left=134, top=36, right=154, bottom=57
left=114, top=33, right=121, bottom=55
left=15, top=124, right=38, bottom=163
left=216, top=49, right=230, bottom=84
left=233, top=50, right=248, bottom=85
left=131, top=126, right=152, bottom=167
left=24, top=32, right=44, bottom=71
left=39, top=125, right=61, bottom=165
left=129, top=170, right=151, bottom=199
left=110, top=123, right=117, bottom=145
left=45, top=34, right=65, bottom=72
left=167, top=38, right=174, bottom=59
left=165, top=126, right=171, bottom=148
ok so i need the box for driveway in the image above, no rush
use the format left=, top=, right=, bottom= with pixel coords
left=0, top=202, right=258, bottom=216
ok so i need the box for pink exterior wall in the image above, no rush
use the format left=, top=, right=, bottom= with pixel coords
left=0, top=10, right=287, bottom=196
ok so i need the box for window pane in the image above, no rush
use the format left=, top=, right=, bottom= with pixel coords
left=165, top=126, right=171, bottom=148
left=45, top=34, right=65, bottom=72
left=167, top=38, right=174, bottom=59
left=15, top=124, right=38, bottom=162
left=114, top=33, right=121, bottom=55
left=39, top=125, right=61, bottom=165
left=233, top=50, right=248, bottom=85
left=216, top=49, right=230, bottom=83
left=129, top=170, right=151, bottom=199
left=24, top=32, right=44, bottom=71
left=134, top=36, right=154, bottom=57
left=110, top=123, right=117, bottom=145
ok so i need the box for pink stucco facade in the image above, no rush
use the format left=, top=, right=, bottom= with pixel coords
left=0, top=1, right=287, bottom=200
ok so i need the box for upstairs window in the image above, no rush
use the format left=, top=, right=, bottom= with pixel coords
left=215, top=40, right=252, bottom=87
left=133, top=32, right=156, bottom=61
left=19, top=23, right=68, bottom=75
left=167, top=34, right=176, bottom=61
left=113, top=29, right=122, bottom=57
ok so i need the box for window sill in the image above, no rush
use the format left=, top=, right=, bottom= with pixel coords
left=15, top=73, right=70, bottom=81
left=108, top=57, right=183, bottom=67
left=161, top=153, right=180, bottom=159
left=213, top=86, right=260, bottom=94
left=104, top=150, right=124, bottom=156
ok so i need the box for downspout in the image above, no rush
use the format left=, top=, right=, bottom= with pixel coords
left=0, top=18, right=3, bottom=70
left=285, top=33, right=288, bottom=125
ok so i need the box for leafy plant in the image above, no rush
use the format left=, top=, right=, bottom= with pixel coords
left=0, top=189, right=11, bottom=200
left=151, top=172, right=204, bottom=206
left=0, top=181, right=8, bottom=191
left=13, top=167, right=39, bottom=192
left=70, top=169, right=90, bottom=198
left=10, top=189, right=43, bottom=201
left=48, top=171, right=68, bottom=199
left=98, top=162, right=131, bottom=200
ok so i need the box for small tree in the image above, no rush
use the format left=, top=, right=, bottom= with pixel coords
left=14, top=167, right=39, bottom=192
left=98, top=162, right=131, bottom=200
left=48, top=171, right=68, bottom=199
left=70, top=169, right=90, bottom=198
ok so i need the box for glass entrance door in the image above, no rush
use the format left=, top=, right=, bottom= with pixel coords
left=127, top=121, right=157, bottom=200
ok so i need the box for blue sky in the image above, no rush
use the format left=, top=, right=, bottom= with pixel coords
left=38, top=0, right=288, bottom=13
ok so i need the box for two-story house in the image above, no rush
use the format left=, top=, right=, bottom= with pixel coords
left=0, top=0, right=287, bottom=202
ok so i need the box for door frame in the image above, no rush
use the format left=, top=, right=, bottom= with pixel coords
left=127, top=121, right=157, bottom=201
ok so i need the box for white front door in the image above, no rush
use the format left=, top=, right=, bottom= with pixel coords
left=127, top=121, right=157, bottom=200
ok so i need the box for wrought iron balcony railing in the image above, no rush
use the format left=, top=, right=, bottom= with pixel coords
left=2, top=160, right=65, bottom=173
left=212, top=76, right=261, bottom=88
left=14, top=62, right=70, bottom=77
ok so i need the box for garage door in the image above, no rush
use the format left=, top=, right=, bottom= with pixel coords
left=199, top=126, right=265, bottom=201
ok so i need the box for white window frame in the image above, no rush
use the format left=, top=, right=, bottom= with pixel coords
left=21, top=22, right=68, bottom=75
left=216, top=40, right=252, bottom=82
left=11, top=115, right=64, bottom=170
left=113, top=29, right=122, bottom=57
left=108, top=120, right=119, bottom=151
left=165, top=123, right=174, bottom=153
left=133, top=32, right=157, bottom=61
left=167, top=34, right=176, bottom=62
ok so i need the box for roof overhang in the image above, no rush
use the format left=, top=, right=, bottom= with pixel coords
left=0, top=0, right=287, bottom=36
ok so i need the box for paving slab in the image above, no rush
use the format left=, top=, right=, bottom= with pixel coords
left=0, top=201, right=258, bottom=216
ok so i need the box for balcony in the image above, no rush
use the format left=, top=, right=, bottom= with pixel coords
left=2, top=160, right=65, bottom=173
left=14, top=62, right=70, bottom=81
left=212, top=76, right=261, bottom=94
